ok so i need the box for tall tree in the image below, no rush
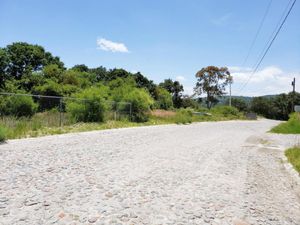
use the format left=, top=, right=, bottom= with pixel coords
left=3, top=42, right=64, bottom=80
left=194, top=66, right=231, bottom=109
left=133, top=72, right=157, bottom=98
left=159, top=79, right=184, bottom=108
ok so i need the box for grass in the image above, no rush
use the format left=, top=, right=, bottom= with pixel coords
left=0, top=126, right=6, bottom=142
left=285, top=147, right=300, bottom=174
left=271, top=113, right=300, bottom=134
left=0, top=106, right=245, bottom=140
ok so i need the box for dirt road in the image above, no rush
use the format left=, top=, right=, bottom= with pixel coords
left=0, top=120, right=299, bottom=225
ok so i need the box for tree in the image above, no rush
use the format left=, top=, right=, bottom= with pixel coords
left=226, top=98, right=248, bottom=112
left=154, top=87, right=173, bottom=110
left=133, top=72, right=157, bottom=98
left=107, top=68, right=130, bottom=81
left=71, top=64, right=89, bottom=72
left=89, top=66, right=108, bottom=82
left=194, top=66, right=231, bottom=109
left=159, top=79, right=184, bottom=108
left=3, top=42, right=64, bottom=80
left=250, top=97, right=273, bottom=118
left=43, top=64, right=63, bottom=80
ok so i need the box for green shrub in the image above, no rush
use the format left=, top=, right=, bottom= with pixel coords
left=66, top=86, right=109, bottom=122
left=175, top=108, right=193, bottom=124
left=0, top=95, right=37, bottom=117
left=0, top=126, right=6, bottom=142
left=154, top=87, right=173, bottom=110
left=123, top=89, right=154, bottom=122
left=212, top=106, right=239, bottom=117
left=33, top=79, right=62, bottom=110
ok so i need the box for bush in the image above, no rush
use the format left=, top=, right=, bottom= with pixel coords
left=123, top=89, right=154, bottom=122
left=33, top=79, right=62, bottom=110
left=0, top=126, right=6, bottom=142
left=212, top=106, right=239, bottom=117
left=0, top=95, right=37, bottom=117
left=66, top=86, right=109, bottom=122
left=154, top=87, right=173, bottom=110
left=175, top=108, right=193, bottom=124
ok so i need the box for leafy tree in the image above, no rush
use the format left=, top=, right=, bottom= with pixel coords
left=108, top=77, right=153, bottom=121
left=43, top=64, right=63, bottom=80
left=3, top=42, right=64, bottom=80
left=107, top=68, right=131, bottom=81
left=250, top=97, right=273, bottom=118
left=133, top=72, right=157, bottom=97
left=154, top=87, right=173, bottom=110
left=226, top=98, right=248, bottom=112
left=71, top=64, right=89, bottom=72
left=159, top=79, right=184, bottom=108
left=89, top=66, right=108, bottom=82
left=194, top=66, right=231, bottom=109
left=17, top=72, right=45, bottom=92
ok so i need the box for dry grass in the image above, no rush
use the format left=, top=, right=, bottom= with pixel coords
left=150, top=110, right=176, bottom=118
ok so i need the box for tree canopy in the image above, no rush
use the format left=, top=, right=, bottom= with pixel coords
left=194, top=66, right=231, bottom=109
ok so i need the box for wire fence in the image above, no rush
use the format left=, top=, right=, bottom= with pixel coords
left=0, top=92, right=132, bottom=128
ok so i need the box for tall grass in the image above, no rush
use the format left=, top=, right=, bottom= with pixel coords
left=0, top=106, right=244, bottom=140
left=285, top=147, right=300, bottom=174
left=271, top=113, right=300, bottom=134
left=0, top=126, right=6, bottom=142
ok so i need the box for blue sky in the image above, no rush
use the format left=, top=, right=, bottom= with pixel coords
left=0, top=0, right=299, bottom=96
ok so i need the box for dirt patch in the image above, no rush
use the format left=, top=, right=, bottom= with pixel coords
left=151, top=110, right=176, bottom=118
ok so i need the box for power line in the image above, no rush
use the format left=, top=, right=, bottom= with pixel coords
left=241, top=0, right=273, bottom=67
left=255, top=0, right=294, bottom=67
left=237, top=0, right=297, bottom=95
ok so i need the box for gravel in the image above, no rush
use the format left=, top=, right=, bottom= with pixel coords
left=0, top=119, right=299, bottom=225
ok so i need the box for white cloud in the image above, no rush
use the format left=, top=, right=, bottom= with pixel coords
left=229, top=66, right=298, bottom=96
left=176, top=76, right=186, bottom=81
left=96, top=38, right=129, bottom=53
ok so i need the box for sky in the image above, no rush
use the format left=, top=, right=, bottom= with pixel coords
left=0, top=0, right=299, bottom=96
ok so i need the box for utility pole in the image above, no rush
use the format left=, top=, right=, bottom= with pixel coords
left=292, top=77, right=295, bottom=112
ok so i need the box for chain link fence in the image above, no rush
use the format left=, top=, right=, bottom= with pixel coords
left=0, top=92, right=132, bottom=129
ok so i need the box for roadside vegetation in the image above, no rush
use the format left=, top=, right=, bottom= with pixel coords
left=271, top=113, right=300, bottom=134
left=0, top=42, right=248, bottom=141
left=0, top=106, right=244, bottom=139
left=285, top=147, right=300, bottom=174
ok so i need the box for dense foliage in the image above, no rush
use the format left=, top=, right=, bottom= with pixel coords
left=0, top=42, right=187, bottom=122
left=249, top=93, right=300, bottom=120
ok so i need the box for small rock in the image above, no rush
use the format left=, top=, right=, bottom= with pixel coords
left=88, top=216, right=98, bottom=223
